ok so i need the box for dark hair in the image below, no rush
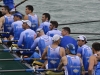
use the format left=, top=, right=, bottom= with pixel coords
left=50, top=21, right=58, bottom=28
left=62, top=27, right=71, bottom=34
left=26, top=5, right=34, bottom=12
left=92, top=42, right=100, bottom=51
left=2, top=6, right=10, bottom=13
left=43, top=13, right=50, bottom=21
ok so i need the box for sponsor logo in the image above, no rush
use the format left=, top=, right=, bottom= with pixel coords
left=73, top=69, right=79, bottom=73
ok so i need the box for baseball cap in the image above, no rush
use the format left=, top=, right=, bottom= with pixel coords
left=52, top=34, right=62, bottom=42
left=66, top=43, right=76, bottom=54
left=36, top=28, right=43, bottom=34
left=22, top=20, right=31, bottom=27
left=77, top=35, right=87, bottom=43
left=14, top=13, right=22, bottom=19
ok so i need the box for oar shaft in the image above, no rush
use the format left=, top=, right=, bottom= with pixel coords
left=0, top=58, right=59, bottom=61
left=0, top=49, right=30, bottom=51
left=71, top=32, right=100, bottom=35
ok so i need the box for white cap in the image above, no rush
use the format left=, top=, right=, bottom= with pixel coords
left=52, top=34, right=62, bottom=42
left=22, top=20, right=31, bottom=27
left=36, top=28, right=43, bottom=34
left=77, top=35, right=87, bottom=43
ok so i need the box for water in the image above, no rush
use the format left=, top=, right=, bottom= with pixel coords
left=1, top=0, right=100, bottom=46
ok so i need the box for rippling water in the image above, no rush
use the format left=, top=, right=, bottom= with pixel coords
left=1, top=0, right=100, bottom=46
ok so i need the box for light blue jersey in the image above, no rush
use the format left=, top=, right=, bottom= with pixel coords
left=48, top=46, right=61, bottom=69
left=93, top=54, right=100, bottom=75
left=39, top=21, right=50, bottom=34
left=65, top=55, right=81, bottom=75
left=31, top=35, right=52, bottom=56
left=3, top=0, right=14, bottom=10
left=28, top=14, right=38, bottom=31
left=2, top=15, right=14, bottom=38
left=10, top=20, right=24, bottom=40
left=46, top=28, right=61, bottom=37
left=77, top=44, right=93, bottom=71
left=17, top=29, right=36, bottom=49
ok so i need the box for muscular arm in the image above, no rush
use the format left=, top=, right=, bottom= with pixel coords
left=58, top=56, right=67, bottom=70
left=42, top=47, right=48, bottom=59
left=88, top=56, right=95, bottom=75
left=30, top=38, right=38, bottom=51
left=0, top=17, right=4, bottom=31
left=17, top=32, right=24, bottom=48
left=59, top=47, right=66, bottom=57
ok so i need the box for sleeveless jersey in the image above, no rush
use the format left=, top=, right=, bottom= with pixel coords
left=3, top=15, right=14, bottom=38
left=81, top=45, right=93, bottom=71
left=65, top=55, right=81, bottom=75
left=28, top=14, right=38, bottom=31
left=38, top=35, right=52, bottom=56
left=93, top=54, right=100, bottom=75
left=12, top=21, right=24, bottom=40
left=48, top=46, right=61, bottom=69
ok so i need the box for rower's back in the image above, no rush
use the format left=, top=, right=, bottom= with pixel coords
left=81, top=45, right=93, bottom=71
left=22, top=29, right=36, bottom=49
left=65, top=55, right=81, bottom=75
left=48, top=45, right=61, bottom=69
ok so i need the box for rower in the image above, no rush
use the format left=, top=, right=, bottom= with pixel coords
left=24, top=5, right=39, bottom=31
left=10, top=13, right=24, bottom=41
left=58, top=43, right=83, bottom=75
left=42, top=34, right=65, bottom=69
left=30, top=28, right=52, bottom=59
left=59, top=27, right=78, bottom=52
left=46, top=21, right=61, bottom=37
left=0, top=6, right=14, bottom=38
left=88, top=42, right=100, bottom=75
left=17, top=20, right=36, bottom=50
left=39, top=13, right=50, bottom=34
left=0, top=0, right=15, bottom=12
left=77, top=35, right=92, bottom=75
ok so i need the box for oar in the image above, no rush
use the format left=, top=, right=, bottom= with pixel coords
left=58, top=20, right=100, bottom=25
left=15, top=0, right=28, bottom=8
left=0, top=49, right=30, bottom=52
left=0, top=32, right=9, bottom=34
left=0, top=58, right=59, bottom=61
left=2, top=40, right=18, bottom=42
left=87, top=39, right=100, bottom=41
left=71, top=32, right=100, bottom=35
left=0, top=69, right=62, bottom=73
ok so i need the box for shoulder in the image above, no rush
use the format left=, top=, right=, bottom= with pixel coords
left=59, top=47, right=65, bottom=51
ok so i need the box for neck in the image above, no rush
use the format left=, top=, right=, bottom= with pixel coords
left=94, top=51, right=98, bottom=54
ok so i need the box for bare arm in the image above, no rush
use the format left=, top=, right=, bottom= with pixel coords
left=41, top=46, right=48, bottom=59
left=88, top=56, right=95, bottom=75
left=58, top=56, right=67, bottom=70
left=59, top=47, right=66, bottom=57
left=0, top=17, right=4, bottom=31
